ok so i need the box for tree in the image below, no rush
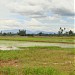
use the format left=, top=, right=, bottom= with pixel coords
left=58, top=27, right=66, bottom=35
left=18, top=30, right=26, bottom=36
left=3, top=33, right=7, bottom=36
left=58, top=27, right=63, bottom=35
left=38, top=32, right=43, bottom=36
left=0, top=31, right=2, bottom=35
left=69, top=30, right=73, bottom=35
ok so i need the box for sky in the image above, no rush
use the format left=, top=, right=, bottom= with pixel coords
left=0, top=0, right=74, bottom=33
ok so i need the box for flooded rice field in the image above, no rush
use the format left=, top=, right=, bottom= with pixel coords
left=0, top=40, right=74, bottom=50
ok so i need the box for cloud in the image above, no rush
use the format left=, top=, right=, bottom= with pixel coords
left=51, top=8, right=74, bottom=16
left=0, top=0, right=74, bottom=18
left=0, top=18, right=43, bottom=30
left=50, top=0, right=74, bottom=16
left=24, top=18, right=58, bottom=32
left=8, top=0, right=50, bottom=18
left=0, top=18, right=74, bottom=32
left=0, top=0, right=74, bottom=32
left=7, top=0, right=74, bottom=18
left=0, top=19, right=22, bottom=30
left=8, top=0, right=74, bottom=27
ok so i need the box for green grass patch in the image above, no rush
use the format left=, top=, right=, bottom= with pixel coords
left=0, top=36, right=74, bottom=43
left=0, top=66, right=71, bottom=75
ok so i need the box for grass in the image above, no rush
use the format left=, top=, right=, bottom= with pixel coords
left=0, top=67, right=69, bottom=75
left=0, top=46, right=75, bottom=75
left=0, top=67, right=70, bottom=75
left=0, top=36, right=74, bottom=44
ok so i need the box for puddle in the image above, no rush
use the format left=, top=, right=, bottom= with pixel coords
left=0, top=40, right=74, bottom=50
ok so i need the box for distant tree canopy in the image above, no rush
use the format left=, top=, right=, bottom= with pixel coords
left=3, top=33, right=7, bottom=36
left=69, top=30, right=73, bottom=35
left=58, top=27, right=66, bottom=35
left=38, top=32, right=44, bottom=36
left=58, top=27, right=74, bottom=36
left=18, top=30, right=26, bottom=36
left=0, top=28, right=74, bottom=36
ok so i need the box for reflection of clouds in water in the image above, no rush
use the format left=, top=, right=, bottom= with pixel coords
left=0, top=41, right=74, bottom=50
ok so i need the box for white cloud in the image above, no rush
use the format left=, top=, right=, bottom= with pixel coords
left=8, top=0, right=50, bottom=18
left=0, top=0, right=74, bottom=32
left=7, top=0, right=74, bottom=17
left=0, top=19, right=22, bottom=30
left=0, top=18, right=74, bottom=32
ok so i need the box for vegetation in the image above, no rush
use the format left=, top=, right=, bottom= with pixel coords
left=0, top=27, right=75, bottom=36
left=0, top=28, right=74, bottom=75
left=69, top=30, right=74, bottom=36
left=0, top=36, right=74, bottom=44
left=0, top=46, right=75, bottom=75
left=18, top=30, right=26, bottom=36
left=0, top=67, right=69, bottom=75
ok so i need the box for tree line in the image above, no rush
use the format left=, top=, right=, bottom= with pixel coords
left=0, top=28, right=74, bottom=36
left=58, top=27, right=74, bottom=36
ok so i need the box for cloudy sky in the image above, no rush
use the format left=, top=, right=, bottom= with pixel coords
left=0, top=0, right=74, bottom=32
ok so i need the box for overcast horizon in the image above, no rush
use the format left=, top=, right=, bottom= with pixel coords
left=0, top=0, right=74, bottom=33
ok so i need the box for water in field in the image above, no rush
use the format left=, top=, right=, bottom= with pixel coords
left=0, top=40, right=74, bottom=50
